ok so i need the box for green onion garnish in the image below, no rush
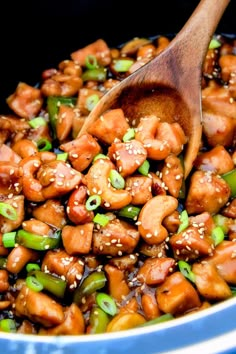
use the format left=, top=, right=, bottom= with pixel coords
left=82, top=68, right=107, bottom=82
left=26, top=275, right=44, bottom=292
left=117, top=205, right=141, bottom=219
left=0, top=202, right=17, bottom=221
left=93, top=213, right=110, bottom=227
left=56, top=152, right=68, bottom=161
left=0, top=319, right=17, bottom=333
left=26, top=262, right=41, bottom=272
left=138, top=313, right=174, bottom=327
left=177, top=209, right=189, bottom=233
left=221, top=168, right=236, bottom=197
left=109, top=170, right=125, bottom=189
left=85, top=94, right=100, bottom=112
left=37, top=138, right=52, bottom=152
left=113, top=59, right=134, bottom=72
left=85, top=55, right=99, bottom=69
left=89, top=307, right=110, bottom=334
left=178, top=260, right=196, bottom=283
left=96, top=292, right=117, bottom=316
left=209, top=38, right=221, bottom=49
left=28, top=117, right=47, bottom=129
left=93, top=153, right=109, bottom=163
left=138, top=160, right=150, bottom=176
left=86, top=195, right=101, bottom=211
left=211, top=225, right=225, bottom=246
left=2, top=232, right=16, bottom=248
left=31, top=270, right=67, bottom=298
left=16, top=229, right=61, bottom=251
left=123, top=128, right=135, bottom=142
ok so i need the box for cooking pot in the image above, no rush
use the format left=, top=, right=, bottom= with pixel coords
left=0, top=1, right=236, bottom=353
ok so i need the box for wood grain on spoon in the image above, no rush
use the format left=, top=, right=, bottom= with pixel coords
left=79, top=0, right=230, bottom=178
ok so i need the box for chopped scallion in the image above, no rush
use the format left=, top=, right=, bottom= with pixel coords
left=56, top=152, right=68, bottom=161
left=2, top=232, right=16, bottom=248
left=29, top=117, right=47, bottom=129
left=85, top=94, right=100, bottom=111
left=113, top=59, right=134, bottom=72
left=85, top=55, right=99, bottom=69
left=117, top=205, right=141, bottom=219
left=86, top=195, right=101, bottom=211
left=26, top=262, right=41, bottom=272
left=178, top=260, right=196, bottom=283
left=0, top=319, right=17, bottom=333
left=209, top=38, right=221, bottom=49
left=96, top=292, right=117, bottom=316
left=211, top=225, right=225, bottom=246
left=93, top=213, right=110, bottom=227
left=0, top=202, right=17, bottom=221
left=26, top=275, right=44, bottom=292
left=177, top=209, right=189, bottom=233
left=122, top=128, right=135, bottom=142
left=93, top=153, right=109, bottom=163
left=138, top=160, right=150, bottom=176
left=109, top=170, right=125, bottom=189
left=37, top=138, right=52, bottom=152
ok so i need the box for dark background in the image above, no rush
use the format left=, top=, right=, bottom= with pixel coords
left=0, top=0, right=236, bottom=108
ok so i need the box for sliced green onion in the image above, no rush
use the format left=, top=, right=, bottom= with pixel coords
left=211, top=225, right=225, bottom=246
left=138, top=313, right=174, bottom=327
left=26, top=262, right=41, bottom=272
left=89, top=307, right=110, bottom=334
left=85, top=55, right=99, bottom=69
left=122, top=128, right=135, bottom=142
left=86, top=195, right=101, bottom=211
left=0, top=257, right=7, bottom=269
left=31, top=270, right=67, bottom=298
left=29, top=117, right=47, bottom=129
left=109, top=170, right=125, bottom=189
left=213, top=214, right=230, bottom=234
left=221, top=168, right=236, bottom=197
left=82, top=68, right=107, bottom=82
left=0, top=202, right=17, bottom=221
left=85, top=94, right=100, bottom=112
left=93, top=213, right=110, bottom=227
left=73, top=271, right=107, bottom=305
left=230, top=286, right=236, bottom=296
left=178, top=260, right=196, bottom=283
left=177, top=209, right=189, bottom=233
left=26, top=275, right=44, bottom=292
left=113, top=59, right=134, bottom=72
left=37, top=138, right=52, bottom=152
left=138, top=160, right=150, bottom=176
left=93, top=153, right=109, bottom=163
left=96, top=292, right=117, bottom=316
left=2, top=232, right=16, bottom=248
left=0, top=319, right=17, bottom=333
left=209, top=38, right=221, bottom=49
left=117, top=205, right=141, bottom=219
left=56, top=152, right=68, bottom=161
left=16, top=229, right=61, bottom=251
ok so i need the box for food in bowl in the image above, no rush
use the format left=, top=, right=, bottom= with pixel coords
left=0, top=34, right=235, bottom=336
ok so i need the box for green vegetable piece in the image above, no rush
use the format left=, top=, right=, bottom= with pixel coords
left=86, top=94, right=100, bottom=111
left=56, top=152, right=68, bottom=161
left=86, top=195, right=101, bottom=211
left=178, top=260, right=196, bottom=283
left=0, top=257, right=7, bottom=269
left=138, top=313, right=174, bottom=327
left=113, top=59, right=134, bottom=72
left=93, top=213, right=110, bottom=227
left=85, top=55, right=99, bottom=69
left=28, top=117, right=47, bottom=129
left=122, top=128, right=135, bottom=142
left=47, top=96, right=76, bottom=138
left=117, top=204, right=141, bottom=220
left=109, top=170, right=125, bottom=189
left=209, top=38, right=221, bottom=49
left=73, top=271, right=107, bottom=304
left=16, top=229, right=61, bottom=251
left=2, top=232, right=16, bottom=248
left=82, top=68, right=107, bottom=82
left=0, top=319, right=17, bottom=333
left=211, top=225, right=225, bottom=246
left=138, top=160, right=150, bottom=176
left=89, top=306, right=110, bottom=334
left=31, top=270, right=67, bottom=298
left=26, top=262, right=41, bottom=272
left=221, top=168, right=236, bottom=197
left=37, top=138, right=52, bottom=152
left=96, top=292, right=117, bottom=316
left=177, top=209, right=189, bottom=233
left=26, top=275, right=44, bottom=292
left=213, top=214, right=230, bottom=234
left=93, top=153, right=109, bottom=163
left=230, top=286, right=236, bottom=296
left=0, top=202, right=17, bottom=221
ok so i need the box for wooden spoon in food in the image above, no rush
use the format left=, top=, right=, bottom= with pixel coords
left=79, top=0, right=230, bottom=178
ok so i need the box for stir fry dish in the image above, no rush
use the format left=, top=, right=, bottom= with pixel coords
left=0, top=34, right=235, bottom=336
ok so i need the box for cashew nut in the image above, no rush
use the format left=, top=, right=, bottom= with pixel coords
left=138, top=195, right=178, bottom=244
left=19, top=156, right=44, bottom=202
left=135, top=115, right=171, bottom=160
left=12, top=139, right=38, bottom=158
left=86, top=158, right=132, bottom=210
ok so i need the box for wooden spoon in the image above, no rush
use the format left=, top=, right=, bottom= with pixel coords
left=79, top=0, right=230, bottom=178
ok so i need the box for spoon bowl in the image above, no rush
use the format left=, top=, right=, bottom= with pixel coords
left=79, top=0, right=230, bottom=178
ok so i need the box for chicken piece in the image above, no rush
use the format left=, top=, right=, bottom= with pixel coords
left=161, top=154, right=184, bottom=198
left=32, top=199, right=67, bottom=229
left=137, top=257, right=176, bottom=285
left=104, top=264, right=130, bottom=302
left=185, top=170, right=231, bottom=215
left=15, top=285, right=64, bottom=327
left=62, top=223, right=94, bottom=255
left=93, top=218, right=140, bottom=256
left=0, top=195, right=25, bottom=233
left=156, top=271, right=201, bottom=315
left=0, top=162, right=22, bottom=195
left=125, top=175, right=152, bottom=205
left=71, top=39, right=112, bottom=67
left=0, top=269, right=9, bottom=292
left=192, top=261, right=232, bottom=301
